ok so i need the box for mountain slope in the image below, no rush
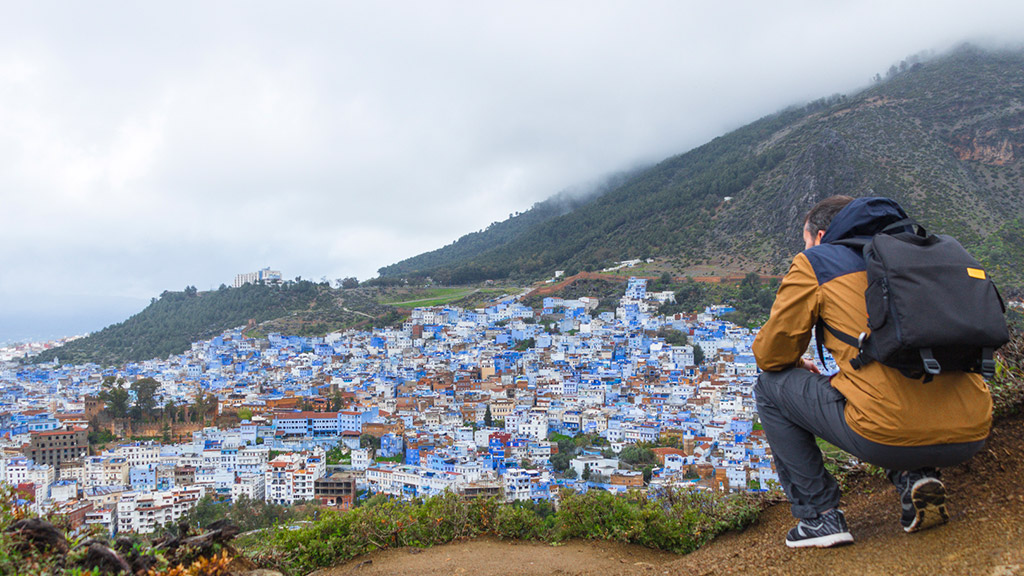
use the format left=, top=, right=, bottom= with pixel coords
left=379, top=171, right=640, bottom=281
left=378, top=45, right=1024, bottom=289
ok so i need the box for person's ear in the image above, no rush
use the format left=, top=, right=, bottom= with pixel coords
left=816, top=230, right=825, bottom=245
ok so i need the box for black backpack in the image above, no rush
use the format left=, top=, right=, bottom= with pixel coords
left=817, top=218, right=1009, bottom=380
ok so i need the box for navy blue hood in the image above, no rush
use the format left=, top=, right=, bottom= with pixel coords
left=820, top=197, right=908, bottom=244
left=804, top=197, right=909, bottom=285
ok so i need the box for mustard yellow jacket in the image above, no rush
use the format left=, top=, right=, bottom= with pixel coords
left=753, top=199, right=992, bottom=446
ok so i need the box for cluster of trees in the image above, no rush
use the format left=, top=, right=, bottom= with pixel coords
left=336, top=277, right=359, bottom=289
left=513, top=338, right=536, bottom=352
left=31, top=279, right=406, bottom=366
left=721, top=273, right=779, bottom=327
left=95, top=376, right=216, bottom=425
left=656, top=327, right=688, bottom=346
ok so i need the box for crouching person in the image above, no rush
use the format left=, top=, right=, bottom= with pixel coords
left=751, top=195, right=991, bottom=548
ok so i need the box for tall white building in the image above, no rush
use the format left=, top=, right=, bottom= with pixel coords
left=233, top=267, right=282, bottom=288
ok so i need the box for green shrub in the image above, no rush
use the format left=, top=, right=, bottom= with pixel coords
left=256, top=487, right=763, bottom=575
left=0, top=486, right=63, bottom=576
left=553, top=487, right=757, bottom=553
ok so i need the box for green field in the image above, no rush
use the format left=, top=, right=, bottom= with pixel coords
left=380, top=287, right=479, bottom=306
left=379, top=286, right=519, bottom=309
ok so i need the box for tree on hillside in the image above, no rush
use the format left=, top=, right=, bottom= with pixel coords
left=514, top=338, right=535, bottom=351
left=619, top=445, right=656, bottom=467
left=341, top=277, right=359, bottom=289
left=484, top=405, right=493, bottom=427
left=693, top=344, right=705, bottom=366
left=550, top=451, right=571, bottom=472
left=643, top=466, right=654, bottom=484
left=672, top=281, right=709, bottom=314
left=360, top=433, right=381, bottom=451
left=130, top=377, right=160, bottom=420
left=98, top=377, right=131, bottom=419
left=191, top=392, right=216, bottom=422
left=656, top=271, right=673, bottom=289
left=657, top=327, right=688, bottom=346
left=328, top=392, right=345, bottom=411
left=164, top=400, right=178, bottom=422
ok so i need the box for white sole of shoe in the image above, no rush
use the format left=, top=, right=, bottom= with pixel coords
left=786, top=531, right=855, bottom=548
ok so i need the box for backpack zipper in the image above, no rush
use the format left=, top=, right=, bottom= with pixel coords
left=875, top=246, right=904, bottom=346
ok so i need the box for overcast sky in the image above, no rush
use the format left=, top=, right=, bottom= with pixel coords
left=2, top=1, right=1023, bottom=343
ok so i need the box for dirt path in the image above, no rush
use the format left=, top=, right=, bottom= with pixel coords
left=318, top=412, right=1024, bottom=576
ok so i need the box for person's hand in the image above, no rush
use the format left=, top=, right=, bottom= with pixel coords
left=799, top=357, right=821, bottom=374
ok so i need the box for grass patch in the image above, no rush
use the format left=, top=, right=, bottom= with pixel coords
left=814, top=438, right=865, bottom=486
left=379, top=286, right=521, bottom=309
left=380, top=287, right=479, bottom=307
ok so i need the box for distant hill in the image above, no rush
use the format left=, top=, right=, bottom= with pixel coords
left=377, top=45, right=1024, bottom=291
left=31, top=282, right=390, bottom=367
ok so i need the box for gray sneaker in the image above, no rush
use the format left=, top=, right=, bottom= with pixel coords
left=893, top=469, right=949, bottom=533
left=785, top=509, right=854, bottom=548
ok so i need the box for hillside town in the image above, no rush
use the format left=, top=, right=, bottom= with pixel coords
left=0, top=278, right=794, bottom=536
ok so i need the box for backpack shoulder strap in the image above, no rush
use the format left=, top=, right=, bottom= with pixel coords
left=815, top=319, right=864, bottom=369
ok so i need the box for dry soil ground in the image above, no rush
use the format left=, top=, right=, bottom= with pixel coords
left=319, top=411, right=1024, bottom=576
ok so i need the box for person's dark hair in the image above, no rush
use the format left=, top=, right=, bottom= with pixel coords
left=804, top=195, right=854, bottom=236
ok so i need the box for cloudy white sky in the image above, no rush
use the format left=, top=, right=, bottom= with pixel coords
left=2, top=1, right=1023, bottom=343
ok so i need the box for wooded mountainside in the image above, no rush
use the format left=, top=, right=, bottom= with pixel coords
left=378, top=46, right=1024, bottom=291
left=31, top=282, right=388, bottom=366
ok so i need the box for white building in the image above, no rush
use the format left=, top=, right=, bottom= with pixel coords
left=569, top=455, right=618, bottom=479
left=264, top=449, right=325, bottom=505
left=231, top=473, right=265, bottom=502
left=2, top=457, right=54, bottom=507
left=502, top=468, right=550, bottom=502
left=351, top=448, right=371, bottom=471
left=365, top=464, right=465, bottom=499
left=84, top=507, right=117, bottom=536
left=111, top=442, right=162, bottom=468
left=517, top=415, right=548, bottom=441
left=116, top=486, right=205, bottom=534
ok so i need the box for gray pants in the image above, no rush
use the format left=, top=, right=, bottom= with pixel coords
left=754, top=368, right=985, bottom=519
